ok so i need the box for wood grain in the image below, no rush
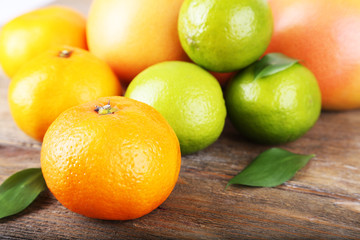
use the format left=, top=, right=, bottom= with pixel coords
left=0, top=1, right=360, bottom=239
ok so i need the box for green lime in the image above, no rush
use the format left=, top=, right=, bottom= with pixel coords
left=125, top=61, right=226, bottom=155
left=225, top=60, right=321, bottom=144
left=178, top=0, right=273, bottom=72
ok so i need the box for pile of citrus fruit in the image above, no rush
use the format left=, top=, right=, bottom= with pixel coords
left=0, top=0, right=359, bottom=220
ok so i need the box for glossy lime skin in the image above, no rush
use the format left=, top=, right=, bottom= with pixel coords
left=125, top=61, right=226, bottom=154
left=225, top=63, right=321, bottom=144
left=178, top=0, right=273, bottom=72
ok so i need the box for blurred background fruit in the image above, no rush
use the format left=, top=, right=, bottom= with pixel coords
left=210, top=71, right=237, bottom=87
left=0, top=6, right=87, bottom=78
left=125, top=61, right=226, bottom=155
left=41, top=97, right=181, bottom=220
left=178, top=0, right=273, bottom=72
left=87, top=0, right=189, bottom=85
left=266, top=0, right=360, bottom=110
left=8, top=47, right=122, bottom=141
left=225, top=55, right=321, bottom=144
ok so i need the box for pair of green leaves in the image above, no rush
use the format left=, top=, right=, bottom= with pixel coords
left=225, top=54, right=312, bottom=187
left=0, top=148, right=313, bottom=219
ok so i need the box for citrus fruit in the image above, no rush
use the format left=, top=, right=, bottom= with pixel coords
left=0, top=6, right=87, bottom=78
left=125, top=61, right=226, bottom=155
left=41, top=96, right=181, bottom=220
left=266, top=0, right=360, bottom=110
left=225, top=54, right=321, bottom=144
left=178, top=0, right=273, bottom=72
left=87, top=0, right=189, bottom=85
left=8, top=47, right=122, bottom=142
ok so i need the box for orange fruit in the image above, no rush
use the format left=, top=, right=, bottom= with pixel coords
left=266, top=0, right=360, bottom=110
left=41, top=96, right=181, bottom=220
left=87, top=0, right=189, bottom=85
left=0, top=6, right=87, bottom=78
left=8, top=46, right=122, bottom=142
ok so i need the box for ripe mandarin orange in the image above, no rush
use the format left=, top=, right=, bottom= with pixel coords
left=8, top=47, right=122, bottom=142
left=266, top=0, right=360, bottom=110
left=41, top=96, right=181, bottom=220
left=87, top=0, right=189, bottom=84
left=0, top=6, right=87, bottom=78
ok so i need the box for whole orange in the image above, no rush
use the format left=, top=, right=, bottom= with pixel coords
left=87, top=0, right=189, bottom=85
left=8, top=47, right=122, bottom=142
left=266, top=0, right=360, bottom=110
left=41, top=96, right=181, bottom=220
left=0, top=6, right=87, bottom=78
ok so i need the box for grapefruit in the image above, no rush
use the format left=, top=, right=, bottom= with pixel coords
left=266, top=0, right=360, bottom=110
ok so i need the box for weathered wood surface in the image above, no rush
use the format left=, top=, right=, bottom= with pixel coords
left=1, top=1, right=360, bottom=239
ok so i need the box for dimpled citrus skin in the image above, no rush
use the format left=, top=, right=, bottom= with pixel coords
left=41, top=97, right=181, bottom=220
left=225, top=63, right=321, bottom=144
left=87, top=0, right=189, bottom=85
left=178, top=0, right=273, bottom=72
left=125, top=61, right=226, bottom=154
left=0, top=6, right=87, bottom=78
left=266, top=0, right=360, bottom=110
left=8, top=47, right=122, bottom=142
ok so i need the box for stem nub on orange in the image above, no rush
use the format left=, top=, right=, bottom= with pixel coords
left=41, top=96, right=181, bottom=220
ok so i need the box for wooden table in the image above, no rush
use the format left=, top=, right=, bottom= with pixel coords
left=1, top=1, right=360, bottom=239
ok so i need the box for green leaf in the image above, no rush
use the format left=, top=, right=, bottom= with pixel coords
left=227, top=148, right=314, bottom=188
left=0, top=168, right=47, bottom=219
left=254, top=53, right=299, bottom=80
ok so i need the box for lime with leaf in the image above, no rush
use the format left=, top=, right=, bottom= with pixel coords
left=225, top=53, right=321, bottom=144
